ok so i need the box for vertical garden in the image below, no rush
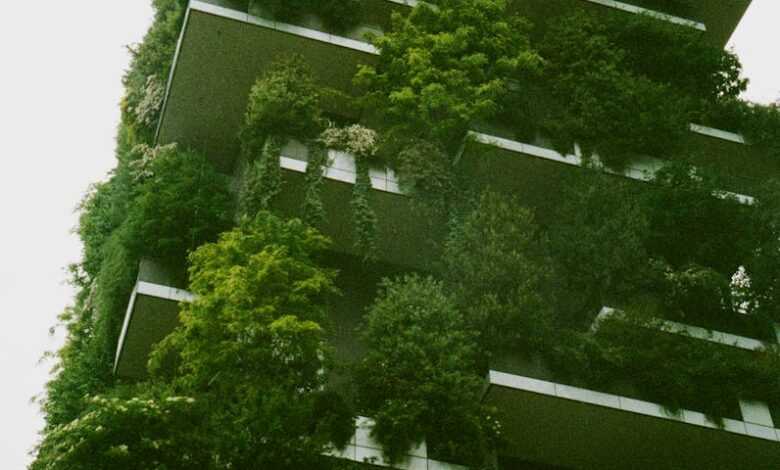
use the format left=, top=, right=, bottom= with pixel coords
left=33, top=0, right=780, bottom=469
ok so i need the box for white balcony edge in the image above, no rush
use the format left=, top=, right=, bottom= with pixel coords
left=595, top=306, right=770, bottom=352
left=690, top=123, right=746, bottom=144
left=584, top=0, right=706, bottom=30
left=190, top=0, right=379, bottom=55
left=488, top=370, right=780, bottom=442
left=325, top=415, right=467, bottom=470
left=280, top=154, right=405, bottom=196
left=113, top=281, right=195, bottom=374
left=468, top=131, right=756, bottom=205
left=593, top=307, right=777, bottom=428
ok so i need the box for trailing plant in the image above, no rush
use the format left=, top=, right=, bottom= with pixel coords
left=150, top=212, right=352, bottom=467
left=321, top=125, right=379, bottom=260
left=301, top=141, right=328, bottom=227
left=355, top=0, right=542, bottom=150
left=355, top=275, right=499, bottom=466
left=395, top=139, right=460, bottom=215
left=443, top=191, right=551, bottom=352
left=238, top=135, right=285, bottom=217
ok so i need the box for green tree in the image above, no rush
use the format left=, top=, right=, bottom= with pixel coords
left=443, top=191, right=550, bottom=351
left=356, top=0, right=541, bottom=149
left=150, top=213, right=352, bottom=468
left=355, top=275, right=498, bottom=466
left=547, top=172, right=651, bottom=324
left=32, top=393, right=213, bottom=470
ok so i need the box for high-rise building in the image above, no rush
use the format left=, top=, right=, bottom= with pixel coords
left=98, top=0, right=780, bottom=468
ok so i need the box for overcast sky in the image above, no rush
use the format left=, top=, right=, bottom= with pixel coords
left=0, top=1, right=777, bottom=469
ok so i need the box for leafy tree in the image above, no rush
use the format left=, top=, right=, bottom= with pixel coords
left=547, top=172, right=652, bottom=323
left=356, top=0, right=542, bottom=150
left=124, top=145, right=234, bottom=265
left=643, top=162, right=753, bottom=274
left=150, top=213, right=352, bottom=468
left=443, top=191, right=550, bottom=351
left=355, top=275, right=498, bottom=466
left=541, top=10, right=690, bottom=168
left=241, top=55, right=323, bottom=151
left=32, top=393, right=213, bottom=470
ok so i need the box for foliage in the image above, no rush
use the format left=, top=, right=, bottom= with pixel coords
left=123, top=0, right=188, bottom=141
left=395, top=140, right=459, bottom=213
left=355, top=0, right=542, bottom=150
left=241, top=55, right=323, bottom=149
left=355, top=275, right=498, bottom=466
left=703, top=99, right=780, bottom=159
left=32, top=394, right=213, bottom=470
left=238, top=136, right=284, bottom=217
left=321, top=125, right=379, bottom=260
left=547, top=172, right=652, bottom=323
left=302, top=142, right=328, bottom=227
left=662, top=263, right=732, bottom=323
left=124, top=145, right=233, bottom=264
left=150, top=213, right=352, bottom=467
left=588, top=316, right=780, bottom=421
left=540, top=11, right=691, bottom=167
left=443, top=191, right=550, bottom=351
left=643, top=162, right=753, bottom=274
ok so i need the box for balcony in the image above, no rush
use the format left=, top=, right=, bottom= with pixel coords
left=325, top=416, right=466, bottom=469
left=157, top=0, right=753, bottom=174
left=268, top=140, right=445, bottom=270
left=508, top=0, right=750, bottom=47
left=113, top=259, right=191, bottom=379
left=485, top=370, right=780, bottom=470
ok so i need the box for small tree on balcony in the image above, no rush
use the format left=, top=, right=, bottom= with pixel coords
left=355, top=275, right=499, bottom=466
left=355, top=0, right=542, bottom=151
left=149, top=213, right=353, bottom=468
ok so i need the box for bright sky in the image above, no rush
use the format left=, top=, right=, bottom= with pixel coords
left=0, top=1, right=777, bottom=469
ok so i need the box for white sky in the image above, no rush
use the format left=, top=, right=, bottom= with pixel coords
left=0, top=1, right=777, bottom=469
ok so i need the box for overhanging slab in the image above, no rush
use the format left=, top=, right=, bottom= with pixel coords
left=486, top=370, right=780, bottom=470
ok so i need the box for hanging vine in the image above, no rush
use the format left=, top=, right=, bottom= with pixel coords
left=238, top=136, right=284, bottom=217
left=321, top=125, right=379, bottom=261
left=302, top=141, right=328, bottom=227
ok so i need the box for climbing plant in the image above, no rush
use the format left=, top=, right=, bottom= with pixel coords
left=321, top=125, right=379, bottom=260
